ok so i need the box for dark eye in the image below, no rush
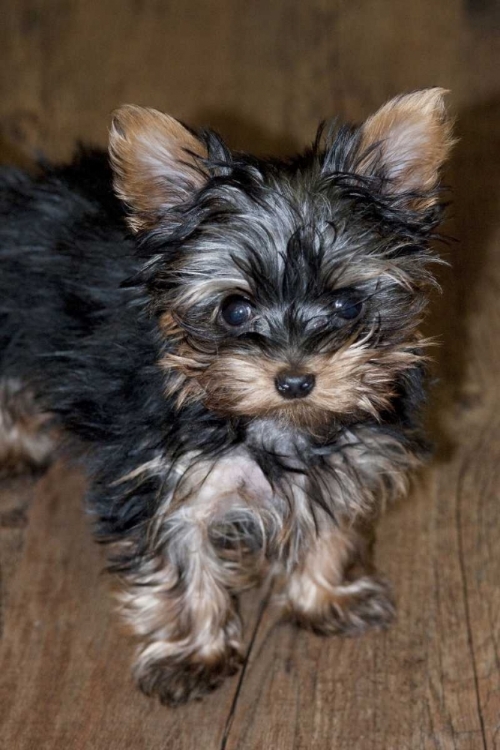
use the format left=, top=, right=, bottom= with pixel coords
left=333, top=292, right=363, bottom=320
left=220, top=295, right=254, bottom=327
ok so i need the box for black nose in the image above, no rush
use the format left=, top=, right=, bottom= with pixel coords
left=275, top=372, right=316, bottom=400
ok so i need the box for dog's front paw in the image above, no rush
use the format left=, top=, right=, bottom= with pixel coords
left=135, top=643, right=244, bottom=706
left=291, top=575, right=396, bottom=637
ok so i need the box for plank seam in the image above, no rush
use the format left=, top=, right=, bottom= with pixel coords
left=219, top=580, right=274, bottom=750
left=456, top=456, right=488, bottom=750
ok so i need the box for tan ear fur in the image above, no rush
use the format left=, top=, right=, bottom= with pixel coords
left=359, top=88, right=454, bottom=204
left=109, top=105, right=208, bottom=233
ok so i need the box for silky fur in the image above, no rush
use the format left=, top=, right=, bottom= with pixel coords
left=0, top=89, right=453, bottom=705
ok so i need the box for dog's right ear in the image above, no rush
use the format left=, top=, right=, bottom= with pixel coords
left=357, top=88, right=454, bottom=210
left=109, top=106, right=208, bottom=233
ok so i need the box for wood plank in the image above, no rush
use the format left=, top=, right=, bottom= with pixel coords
left=14, top=0, right=344, bottom=161
left=0, top=477, right=36, bottom=639
left=444, top=92, right=500, bottom=750
left=0, top=463, right=262, bottom=750
left=0, top=2, right=44, bottom=158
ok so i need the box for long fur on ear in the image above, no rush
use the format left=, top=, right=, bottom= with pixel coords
left=358, top=88, right=454, bottom=207
left=109, top=106, right=208, bottom=232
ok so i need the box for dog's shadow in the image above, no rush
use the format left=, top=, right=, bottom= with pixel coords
left=195, top=107, right=301, bottom=157
left=425, top=97, right=500, bottom=458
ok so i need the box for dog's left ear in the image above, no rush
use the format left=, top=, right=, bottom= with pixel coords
left=358, top=88, right=454, bottom=208
left=109, top=105, right=208, bottom=232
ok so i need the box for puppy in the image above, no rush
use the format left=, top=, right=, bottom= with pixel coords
left=0, top=89, right=453, bottom=704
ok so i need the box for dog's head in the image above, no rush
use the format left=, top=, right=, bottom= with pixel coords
left=109, top=90, right=453, bottom=434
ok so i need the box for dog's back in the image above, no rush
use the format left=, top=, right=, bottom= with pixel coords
left=0, top=151, right=136, bottom=370
left=0, top=150, right=154, bottom=472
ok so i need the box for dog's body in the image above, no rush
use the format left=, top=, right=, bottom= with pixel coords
left=0, top=90, right=453, bottom=704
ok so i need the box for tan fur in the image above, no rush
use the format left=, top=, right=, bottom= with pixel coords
left=359, top=88, right=455, bottom=205
left=0, top=378, right=53, bottom=476
left=160, top=336, right=426, bottom=430
left=109, top=105, right=208, bottom=233
left=158, top=311, right=185, bottom=343
left=284, top=522, right=395, bottom=634
left=160, top=342, right=209, bottom=407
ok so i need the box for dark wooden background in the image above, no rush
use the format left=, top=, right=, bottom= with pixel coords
left=0, top=1, right=499, bottom=748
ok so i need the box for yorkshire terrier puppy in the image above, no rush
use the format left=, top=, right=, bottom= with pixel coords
left=0, top=89, right=453, bottom=705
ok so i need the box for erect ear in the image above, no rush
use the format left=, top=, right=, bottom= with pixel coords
left=358, top=88, right=454, bottom=207
left=109, top=105, right=208, bottom=232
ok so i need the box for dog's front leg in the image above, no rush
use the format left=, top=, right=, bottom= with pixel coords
left=118, top=504, right=244, bottom=706
left=284, top=520, right=395, bottom=636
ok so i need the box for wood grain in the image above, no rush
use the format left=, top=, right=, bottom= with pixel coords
left=0, top=0, right=499, bottom=747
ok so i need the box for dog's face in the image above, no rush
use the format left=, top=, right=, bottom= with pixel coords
left=109, top=90, right=453, bottom=433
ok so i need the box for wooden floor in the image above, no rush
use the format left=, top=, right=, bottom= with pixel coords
left=1, top=1, right=500, bottom=748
